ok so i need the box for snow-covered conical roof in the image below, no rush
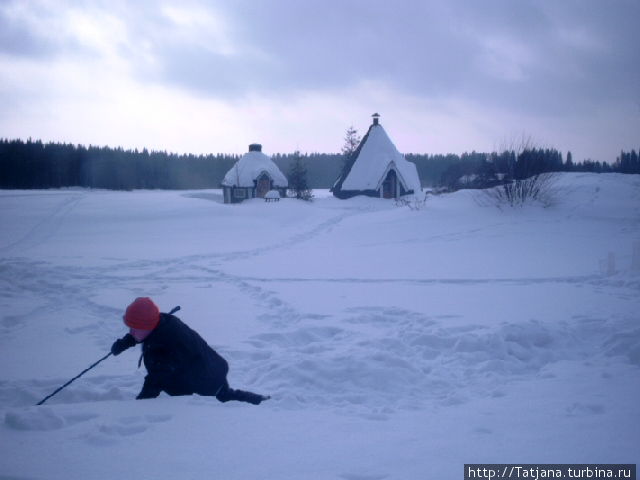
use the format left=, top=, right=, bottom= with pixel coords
left=334, top=117, right=421, bottom=195
left=222, top=144, right=288, bottom=188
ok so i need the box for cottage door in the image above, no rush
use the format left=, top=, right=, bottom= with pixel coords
left=382, top=170, right=397, bottom=198
left=256, top=174, right=271, bottom=198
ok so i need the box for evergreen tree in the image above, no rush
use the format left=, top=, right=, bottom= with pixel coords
left=287, top=150, right=313, bottom=201
left=340, top=126, right=361, bottom=174
left=565, top=151, right=573, bottom=171
left=341, top=126, right=361, bottom=159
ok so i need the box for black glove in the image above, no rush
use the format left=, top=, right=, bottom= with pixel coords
left=111, top=334, right=136, bottom=356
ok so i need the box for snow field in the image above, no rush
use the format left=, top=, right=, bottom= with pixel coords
left=0, top=172, right=639, bottom=479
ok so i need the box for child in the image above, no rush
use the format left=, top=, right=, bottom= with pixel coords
left=111, top=297, right=269, bottom=405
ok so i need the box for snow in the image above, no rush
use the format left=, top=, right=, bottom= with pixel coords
left=341, top=124, right=421, bottom=193
left=1, top=173, right=639, bottom=479
left=222, top=150, right=288, bottom=188
left=266, top=190, right=281, bottom=199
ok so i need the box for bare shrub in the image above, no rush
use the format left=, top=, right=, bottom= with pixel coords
left=480, top=172, right=559, bottom=208
left=395, top=192, right=429, bottom=210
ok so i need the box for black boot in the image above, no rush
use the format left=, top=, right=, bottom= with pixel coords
left=236, top=390, right=270, bottom=405
left=216, top=383, right=270, bottom=405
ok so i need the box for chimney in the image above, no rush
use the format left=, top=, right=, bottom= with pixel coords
left=249, top=143, right=262, bottom=152
left=372, top=113, right=380, bottom=125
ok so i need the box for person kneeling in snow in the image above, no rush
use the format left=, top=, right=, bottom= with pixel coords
left=111, top=297, right=269, bottom=405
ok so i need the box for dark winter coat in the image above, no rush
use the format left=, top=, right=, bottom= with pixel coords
left=130, top=313, right=229, bottom=399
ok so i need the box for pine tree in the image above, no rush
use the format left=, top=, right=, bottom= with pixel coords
left=565, top=151, right=573, bottom=171
left=341, top=126, right=361, bottom=171
left=288, top=150, right=313, bottom=201
left=630, top=149, right=639, bottom=173
left=342, top=126, right=360, bottom=157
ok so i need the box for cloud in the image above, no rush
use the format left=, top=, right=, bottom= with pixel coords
left=0, top=1, right=66, bottom=57
left=112, top=0, right=638, bottom=120
left=5, top=0, right=637, bottom=113
left=143, top=1, right=473, bottom=97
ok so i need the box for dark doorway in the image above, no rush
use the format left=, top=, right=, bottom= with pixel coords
left=256, top=174, right=271, bottom=198
left=382, top=170, right=397, bottom=199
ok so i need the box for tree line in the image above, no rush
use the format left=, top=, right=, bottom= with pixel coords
left=0, top=139, right=345, bottom=190
left=0, top=138, right=637, bottom=191
left=427, top=148, right=639, bottom=190
left=614, top=150, right=640, bottom=174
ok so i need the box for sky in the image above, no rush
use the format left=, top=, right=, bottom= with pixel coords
left=0, top=0, right=638, bottom=162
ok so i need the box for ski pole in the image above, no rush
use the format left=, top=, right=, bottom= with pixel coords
left=36, top=306, right=179, bottom=406
left=36, top=352, right=113, bottom=406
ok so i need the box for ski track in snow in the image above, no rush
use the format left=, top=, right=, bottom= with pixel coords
left=0, top=192, right=85, bottom=256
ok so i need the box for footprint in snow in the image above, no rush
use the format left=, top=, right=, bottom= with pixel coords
left=565, top=402, right=605, bottom=416
left=2, top=315, right=24, bottom=329
left=473, top=426, right=493, bottom=435
left=84, top=414, right=172, bottom=447
left=4, top=407, right=98, bottom=431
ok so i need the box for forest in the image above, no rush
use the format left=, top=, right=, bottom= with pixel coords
left=0, top=138, right=638, bottom=191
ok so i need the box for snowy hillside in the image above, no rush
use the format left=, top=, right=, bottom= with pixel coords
left=1, top=173, right=639, bottom=479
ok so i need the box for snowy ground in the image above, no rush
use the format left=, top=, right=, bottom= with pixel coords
left=1, top=173, right=639, bottom=479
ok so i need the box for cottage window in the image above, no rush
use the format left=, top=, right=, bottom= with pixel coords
left=233, top=189, right=246, bottom=199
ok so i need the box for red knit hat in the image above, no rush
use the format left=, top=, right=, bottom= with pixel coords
left=124, top=297, right=160, bottom=330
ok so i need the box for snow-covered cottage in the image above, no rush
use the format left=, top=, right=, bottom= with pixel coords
left=222, top=144, right=288, bottom=204
left=332, top=114, right=422, bottom=199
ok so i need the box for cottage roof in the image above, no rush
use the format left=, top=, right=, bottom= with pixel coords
left=222, top=146, right=288, bottom=188
left=335, top=118, right=421, bottom=194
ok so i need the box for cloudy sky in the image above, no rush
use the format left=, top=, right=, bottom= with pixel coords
left=0, top=0, right=638, bottom=162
